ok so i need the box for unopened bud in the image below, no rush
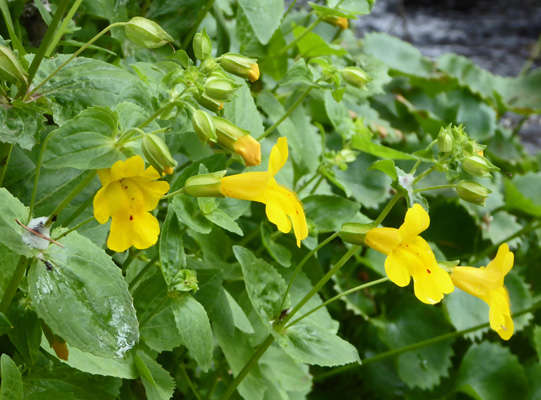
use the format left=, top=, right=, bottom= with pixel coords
left=456, top=181, right=491, bottom=206
left=193, top=28, right=212, bottom=61
left=184, top=171, right=226, bottom=197
left=195, top=92, right=223, bottom=112
left=218, top=53, right=260, bottom=82
left=324, top=16, right=349, bottom=30
left=125, top=17, right=174, bottom=48
left=462, top=154, right=499, bottom=178
left=192, top=110, right=217, bottom=143
left=204, top=73, right=240, bottom=101
left=213, top=117, right=261, bottom=166
left=339, top=222, right=375, bottom=246
left=170, top=269, right=198, bottom=293
left=142, top=134, right=178, bottom=175
left=0, top=45, right=27, bottom=86
left=340, top=67, right=372, bottom=89
left=438, top=128, right=454, bottom=153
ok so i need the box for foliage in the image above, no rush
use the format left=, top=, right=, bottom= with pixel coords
left=0, top=0, right=540, bottom=399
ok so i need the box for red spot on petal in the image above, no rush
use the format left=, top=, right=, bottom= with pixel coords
left=129, top=215, right=133, bottom=221
left=426, top=269, right=431, bottom=274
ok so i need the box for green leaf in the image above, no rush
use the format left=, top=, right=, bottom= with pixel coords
left=198, top=197, right=243, bottom=235
left=368, top=159, right=398, bottom=180
left=262, top=30, right=288, bottom=81
left=505, top=271, right=533, bottom=333
left=376, top=295, right=454, bottom=390
left=363, top=33, right=434, bottom=78
left=40, top=337, right=138, bottom=378
left=351, top=131, right=417, bottom=160
left=280, top=59, right=319, bottom=87
left=159, top=207, right=186, bottom=285
left=0, top=188, right=36, bottom=257
left=134, top=351, right=175, bottom=400
left=35, top=56, right=151, bottom=123
left=223, top=82, right=264, bottom=137
left=28, top=232, right=139, bottom=359
left=0, top=243, right=21, bottom=300
left=0, top=101, right=46, bottom=150
left=274, top=323, right=360, bottom=367
left=7, top=296, right=42, bottom=365
left=223, top=288, right=254, bottom=333
left=0, top=354, right=23, bottom=400
left=456, top=342, right=528, bottom=400
left=237, top=0, right=283, bottom=45
left=24, top=362, right=122, bottom=400
left=482, top=211, right=522, bottom=246
left=171, top=294, right=213, bottom=372
left=303, top=195, right=360, bottom=232
left=445, top=288, right=490, bottom=341
left=171, top=194, right=212, bottom=234
left=293, top=25, right=346, bottom=58
left=534, top=325, right=541, bottom=360
left=234, top=245, right=288, bottom=322
left=43, top=106, right=133, bottom=170
left=261, top=222, right=291, bottom=268
left=504, top=172, right=541, bottom=217
left=504, top=68, right=541, bottom=113
left=309, top=2, right=359, bottom=18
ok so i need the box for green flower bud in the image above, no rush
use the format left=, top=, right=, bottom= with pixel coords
left=462, top=154, right=499, bottom=178
left=0, top=45, right=27, bottom=86
left=456, top=180, right=491, bottom=206
left=142, top=134, right=178, bottom=175
left=193, top=28, right=212, bottom=61
left=340, top=67, right=372, bottom=89
left=204, top=73, right=240, bottom=101
left=192, top=110, right=217, bottom=143
left=339, top=222, right=375, bottom=246
left=218, top=53, right=260, bottom=82
left=213, top=117, right=261, bottom=166
left=169, top=269, right=198, bottom=293
left=125, top=17, right=174, bottom=49
left=184, top=171, right=226, bottom=197
left=194, top=92, right=223, bottom=112
left=437, top=128, right=454, bottom=154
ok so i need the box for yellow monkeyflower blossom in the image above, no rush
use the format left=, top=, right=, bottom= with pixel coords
left=365, top=204, right=454, bottom=304
left=93, top=156, right=169, bottom=252
left=220, top=137, right=308, bottom=247
left=451, top=243, right=514, bottom=340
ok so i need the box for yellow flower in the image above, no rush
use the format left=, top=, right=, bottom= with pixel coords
left=451, top=243, right=514, bottom=340
left=219, top=137, right=308, bottom=247
left=93, top=156, right=170, bottom=252
left=364, top=204, right=454, bottom=304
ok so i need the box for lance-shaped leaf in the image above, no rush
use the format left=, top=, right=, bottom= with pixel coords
left=0, top=188, right=38, bottom=257
left=159, top=207, right=186, bottom=285
left=0, top=101, right=46, bottom=150
left=7, top=295, right=42, bottom=365
left=28, top=232, right=139, bottom=359
left=1, top=354, right=23, bottom=400
left=134, top=351, right=175, bottom=400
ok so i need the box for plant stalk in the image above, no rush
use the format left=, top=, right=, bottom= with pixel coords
left=0, top=257, right=29, bottom=314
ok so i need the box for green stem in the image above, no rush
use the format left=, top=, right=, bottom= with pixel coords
left=179, top=363, right=203, bottom=400
left=279, top=231, right=340, bottom=312
left=283, top=0, right=298, bottom=19
left=279, top=245, right=360, bottom=329
left=60, top=193, right=95, bottom=227
left=313, top=302, right=541, bottom=382
left=0, top=257, right=29, bottom=314
left=137, top=103, right=174, bottom=129
left=128, top=255, right=159, bottom=290
left=519, top=32, right=541, bottom=77
left=261, top=16, right=324, bottom=66
left=408, top=159, right=422, bottom=175
left=413, top=184, right=456, bottom=193
left=27, top=22, right=127, bottom=99
left=296, top=171, right=320, bottom=193
left=0, top=143, right=13, bottom=187
left=373, top=193, right=401, bottom=226
left=25, top=0, right=71, bottom=89
left=285, top=277, right=389, bottom=328
left=309, top=174, right=325, bottom=195
left=45, top=0, right=84, bottom=57
left=0, top=0, right=25, bottom=55
left=55, top=216, right=94, bottom=240
left=257, top=86, right=313, bottom=141
left=162, top=187, right=184, bottom=200
left=181, top=0, right=216, bottom=50
left=46, top=170, right=97, bottom=225
left=219, top=334, right=274, bottom=400
left=28, top=130, right=56, bottom=223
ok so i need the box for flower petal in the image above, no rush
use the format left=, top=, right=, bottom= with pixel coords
left=131, top=211, right=161, bottom=249
left=398, top=204, right=429, bottom=241
left=268, top=137, right=288, bottom=178
left=220, top=172, right=268, bottom=202
left=486, top=243, right=514, bottom=277
left=384, top=249, right=411, bottom=287
left=412, top=263, right=454, bottom=305
left=365, top=227, right=401, bottom=255
left=93, top=187, right=111, bottom=224
left=488, top=287, right=514, bottom=340
left=132, top=178, right=170, bottom=211
left=451, top=266, right=500, bottom=302
left=110, top=156, right=145, bottom=181
left=97, top=169, right=111, bottom=186
left=107, top=212, right=135, bottom=253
